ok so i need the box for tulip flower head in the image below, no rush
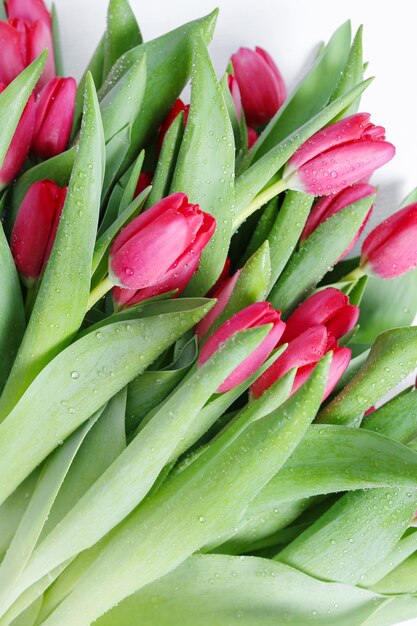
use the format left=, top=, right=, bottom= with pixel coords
left=158, top=98, right=189, bottom=151
left=6, top=0, right=52, bottom=30
left=0, top=17, right=55, bottom=92
left=360, top=202, right=417, bottom=279
left=301, top=183, right=375, bottom=258
left=32, top=77, right=76, bottom=160
left=0, top=83, right=35, bottom=190
left=283, top=113, right=395, bottom=196
left=231, top=46, right=286, bottom=128
left=11, top=180, right=67, bottom=283
left=196, top=270, right=241, bottom=339
left=199, top=302, right=285, bottom=393
left=110, top=193, right=216, bottom=308
left=281, top=287, right=359, bottom=345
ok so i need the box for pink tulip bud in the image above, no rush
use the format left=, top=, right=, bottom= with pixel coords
left=134, top=172, right=153, bottom=198
left=231, top=46, right=286, bottom=128
left=281, top=287, right=359, bottom=345
left=301, top=183, right=375, bottom=258
left=360, top=203, right=417, bottom=279
left=32, top=77, right=76, bottom=160
left=0, top=18, right=55, bottom=92
left=10, top=180, right=67, bottom=282
left=158, top=98, right=189, bottom=152
left=6, top=0, right=52, bottom=31
left=283, top=113, right=395, bottom=196
left=227, top=74, right=242, bottom=120
left=0, top=83, right=35, bottom=189
left=198, top=302, right=285, bottom=393
left=251, top=325, right=329, bottom=399
left=110, top=192, right=216, bottom=306
left=196, top=270, right=241, bottom=339
left=323, top=346, right=351, bottom=401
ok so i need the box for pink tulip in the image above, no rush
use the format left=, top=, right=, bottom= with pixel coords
left=110, top=192, right=216, bottom=306
left=228, top=74, right=242, bottom=120
left=251, top=325, right=329, bottom=399
left=360, top=203, right=417, bottom=279
left=283, top=113, right=395, bottom=196
left=301, top=183, right=375, bottom=258
left=10, top=180, right=67, bottom=282
left=196, top=270, right=241, bottom=339
left=0, top=18, right=55, bottom=92
left=6, top=0, right=52, bottom=31
left=134, top=172, right=153, bottom=198
left=32, top=77, right=76, bottom=160
left=281, top=287, right=359, bottom=344
left=231, top=46, right=286, bottom=128
left=247, top=127, right=258, bottom=148
left=0, top=83, right=35, bottom=189
left=199, top=302, right=285, bottom=393
left=323, top=346, right=351, bottom=401
left=207, top=257, right=231, bottom=297
left=158, top=98, right=189, bottom=152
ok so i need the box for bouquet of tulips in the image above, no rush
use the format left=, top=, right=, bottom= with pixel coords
left=1, top=0, right=417, bottom=624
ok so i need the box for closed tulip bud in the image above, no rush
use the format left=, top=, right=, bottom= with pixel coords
left=10, top=180, right=67, bottom=283
left=158, top=98, right=189, bottom=151
left=360, top=203, right=417, bottom=279
left=110, top=192, right=216, bottom=306
left=231, top=46, right=286, bottom=128
left=0, top=83, right=35, bottom=189
left=32, top=77, right=76, bottom=160
left=281, top=287, right=359, bottom=344
left=301, top=183, right=375, bottom=258
left=198, top=302, right=285, bottom=393
left=6, top=0, right=52, bottom=30
left=283, top=113, right=395, bottom=196
left=323, top=346, right=351, bottom=401
left=196, top=270, right=241, bottom=339
left=0, top=18, right=55, bottom=92
left=134, top=172, right=153, bottom=198
left=251, top=325, right=336, bottom=399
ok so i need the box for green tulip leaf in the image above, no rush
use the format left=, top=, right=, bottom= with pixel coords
left=101, top=124, right=131, bottom=202
left=0, top=472, right=39, bottom=562
left=72, top=36, right=105, bottom=138
left=329, top=25, right=364, bottom=118
left=146, top=113, right=184, bottom=208
left=102, top=0, right=142, bottom=79
left=51, top=4, right=64, bottom=76
left=171, top=33, right=235, bottom=295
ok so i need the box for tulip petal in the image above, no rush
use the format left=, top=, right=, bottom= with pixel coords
left=197, top=270, right=240, bottom=339
left=323, top=346, right=352, bottom=400
left=6, top=0, right=52, bottom=30
left=0, top=93, right=35, bottom=188
left=32, top=77, right=76, bottom=159
left=0, top=21, right=26, bottom=85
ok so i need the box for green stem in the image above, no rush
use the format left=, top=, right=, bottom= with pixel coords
left=232, top=179, right=288, bottom=231
left=342, top=266, right=366, bottom=283
left=86, top=276, right=113, bottom=311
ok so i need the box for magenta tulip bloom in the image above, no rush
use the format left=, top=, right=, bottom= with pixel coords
left=281, top=287, right=359, bottom=345
left=231, top=46, right=286, bottom=128
left=251, top=325, right=329, bottom=399
left=301, top=183, right=375, bottom=258
left=11, top=180, right=67, bottom=283
left=0, top=18, right=55, bottom=92
left=110, top=193, right=216, bottom=306
left=0, top=84, right=35, bottom=189
left=32, top=77, right=76, bottom=160
left=6, top=0, right=52, bottom=30
left=360, top=203, right=417, bottom=279
left=199, top=302, right=285, bottom=393
left=283, top=113, right=395, bottom=196
left=196, top=270, right=241, bottom=339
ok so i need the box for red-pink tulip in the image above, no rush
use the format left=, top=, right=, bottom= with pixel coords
left=196, top=270, right=241, bottom=339
left=251, top=325, right=329, bottom=399
left=231, top=46, right=286, bottom=128
left=6, top=0, right=52, bottom=30
left=134, top=172, right=153, bottom=198
left=10, top=180, right=67, bottom=282
left=281, top=287, right=359, bottom=344
left=0, top=18, right=55, bottom=92
left=207, top=256, right=231, bottom=298
left=283, top=113, right=395, bottom=196
left=0, top=83, right=35, bottom=189
left=323, top=346, right=351, bottom=401
left=158, top=98, right=189, bottom=152
left=110, top=192, right=216, bottom=306
left=301, top=183, right=375, bottom=258
left=199, top=302, right=285, bottom=393
left=360, top=202, right=417, bottom=279
left=227, top=74, right=242, bottom=120
left=32, top=77, right=76, bottom=160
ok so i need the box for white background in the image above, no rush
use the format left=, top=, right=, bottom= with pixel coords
left=54, top=1, right=417, bottom=624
